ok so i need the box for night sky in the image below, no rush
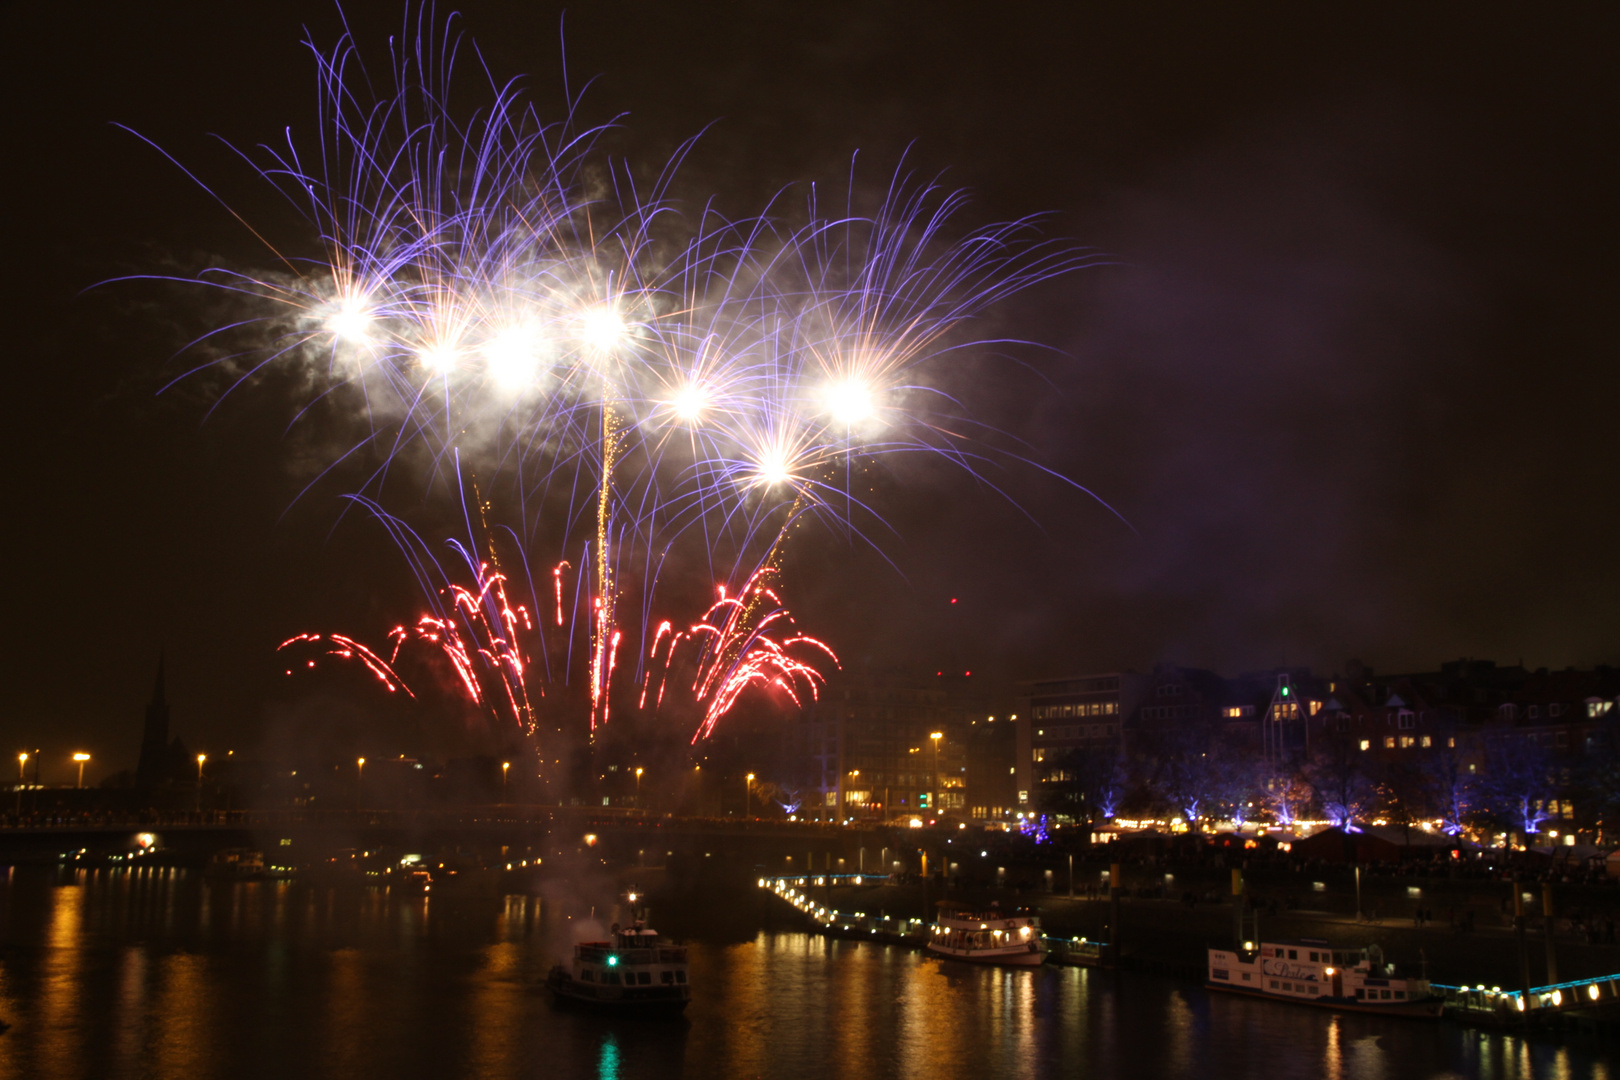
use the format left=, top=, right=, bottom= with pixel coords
left=4, top=2, right=1616, bottom=781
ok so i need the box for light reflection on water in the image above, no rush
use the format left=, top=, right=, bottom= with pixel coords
left=0, top=868, right=1611, bottom=1080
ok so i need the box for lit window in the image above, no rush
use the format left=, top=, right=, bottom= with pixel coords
left=1359, top=740, right=1370, bottom=751
left=1420, top=735, right=1432, bottom=748
left=1384, top=736, right=1396, bottom=749
left=1399, top=736, right=1415, bottom=749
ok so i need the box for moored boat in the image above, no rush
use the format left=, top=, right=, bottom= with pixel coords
left=1207, top=938, right=1444, bottom=1018
left=927, top=902, right=1047, bottom=967
left=546, top=918, right=691, bottom=1014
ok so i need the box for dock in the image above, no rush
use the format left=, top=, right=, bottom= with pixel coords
left=757, top=875, right=1109, bottom=965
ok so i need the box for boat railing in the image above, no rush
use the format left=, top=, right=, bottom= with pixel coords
left=575, top=944, right=687, bottom=965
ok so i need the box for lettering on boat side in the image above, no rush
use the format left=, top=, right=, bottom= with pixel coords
left=1260, top=959, right=1318, bottom=981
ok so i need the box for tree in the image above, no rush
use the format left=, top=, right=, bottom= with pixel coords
left=1147, top=728, right=1220, bottom=824
left=1420, top=735, right=1478, bottom=836
left=1373, top=756, right=1433, bottom=844
left=1257, top=762, right=1313, bottom=826
left=1481, top=733, right=1554, bottom=837
left=1306, top=733, right=1374, bottom=830
left=1037, top=746, right=1130, bottom=823
left=1572, top=727, right=1620, bottom=844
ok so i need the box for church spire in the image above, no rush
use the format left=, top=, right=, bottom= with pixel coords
left=137, top=653, right=172, bottom=790
left=151, top=651, right=167, bottom=709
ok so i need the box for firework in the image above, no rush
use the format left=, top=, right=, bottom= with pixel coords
left=145, top=9, right=1095, bottom=752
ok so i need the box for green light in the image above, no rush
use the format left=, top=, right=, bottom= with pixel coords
left=606, top=956, right=618, bottom=966
left=1281, top=687, right=1289, bottom=696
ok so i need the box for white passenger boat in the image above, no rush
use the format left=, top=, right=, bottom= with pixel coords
left=1207, top=938, right=1444, bottom=1018
left=546, top=919, right=691, bottom=1014
left=927, top=903, right=1047, bottom=967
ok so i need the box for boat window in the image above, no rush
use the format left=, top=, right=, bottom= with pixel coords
left=638, top=972, right=652, bottom=985
left=1308, top=952, right=1319, bottom=962
left=675, top=971, right=687, bottom=983
left=1355, top=989, right=1365, bottom=999
left=1287, top=950, right=1298, bottom=960
left=1381, top=990, right=1391, bottom=1000
left=1309, top=986, right=1318, bottom=994
left=661, top=971, right=674, bottom=984
left=1394, top=991, right=1405, bottom=999
left=603, top=972, right=621, bottom=986
left=1242, top=973, right=1251, bottom=981
left=582, top=970, right=595, bottom=982
left=1270, top=981, right=1279, bottom=989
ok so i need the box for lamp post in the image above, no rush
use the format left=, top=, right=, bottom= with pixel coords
left=635, top=766, right=644, bottom=807
left=195, top=754, right=207, bottom=813
left=16, top=752, right=26, bottom=782
left=356, top=757, right=365, bottom=806
left=930, top=731, right=943, bottom=819
left=745, top=773, right=755, bottom=819
left=72, top=752, right=90, bottom=789
left=502, top=761, right=511, bottom=803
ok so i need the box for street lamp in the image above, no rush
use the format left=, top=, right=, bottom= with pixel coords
left=72, top=752, right=90, bottom=789
left=930, top=732, right=943, bottom=819
left=17, top=752, right=26, bottom=781
left=635, top=766, right=644, bottom=806
left=502, top=761, right=511, bottom=802
left=196, top=753, right=207, bottom=813
left=745, top=773, right=755, bottom=818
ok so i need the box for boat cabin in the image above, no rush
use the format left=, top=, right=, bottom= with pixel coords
left=570, top=924, right=689, bottom=992
left=1207, top=938, right=1435, bottom=1008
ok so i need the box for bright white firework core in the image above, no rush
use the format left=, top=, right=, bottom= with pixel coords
left=755, top=452, right=792, bottom=487
left=671, top=383, right=708, bottom=421
left=825, top=379, right=874, bottom=424
left=419, top=343, right=459, bottom=376
left=326, top=297, right=373, bottom=343
left=580, top=306, right=628, bottom=354
left=484, top=325, right=543, bottom=389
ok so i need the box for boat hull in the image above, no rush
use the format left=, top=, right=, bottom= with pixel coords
left=926, top=943, right=1047, bottom=967
left=546, top=967, right=690, bottom=1014
left=1206, top=981, right=1444, bottom=1018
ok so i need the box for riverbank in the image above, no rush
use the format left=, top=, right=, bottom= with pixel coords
left=792, top=879, right=1620, bottom=988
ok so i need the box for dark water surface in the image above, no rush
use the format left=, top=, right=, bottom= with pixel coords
left=0, top=867, right=1612, bottom=1079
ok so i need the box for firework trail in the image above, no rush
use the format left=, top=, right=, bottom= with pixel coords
left=283, top=495, right=834, bottom=745
left=139, top=8, right=1104, bottom=749
left=278, top=632, right=414, bottom=697
left=646, top=569, right=838, bottom=744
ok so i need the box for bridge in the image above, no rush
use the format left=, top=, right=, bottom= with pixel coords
left=0, top=809, right=898, bottom=871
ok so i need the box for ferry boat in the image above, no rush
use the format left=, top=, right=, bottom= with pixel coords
left=204, top=848, right=269, bottom=880
left=1206, top=938, right=1444, bottom=1018
left=546, top=917, right=691, bottom=1014
left=927, top=903, right=1047, bottom=967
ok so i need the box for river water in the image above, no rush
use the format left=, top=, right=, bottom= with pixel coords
left=0, top=866, right=1611, bottom=1079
